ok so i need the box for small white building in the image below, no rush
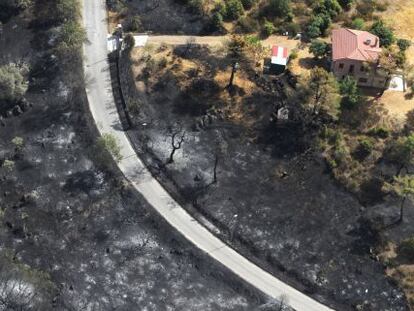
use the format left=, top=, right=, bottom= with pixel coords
left=270, top=45, right=289, bottom=74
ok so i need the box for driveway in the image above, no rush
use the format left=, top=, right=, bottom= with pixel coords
left=134, top=34, right=300, bottom=50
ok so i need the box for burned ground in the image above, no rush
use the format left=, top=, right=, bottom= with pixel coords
left=108, top=0, right=210, bottom=35
left=0, top=8, right=275, bottom=311
left=121, top=44, right=412, bottom=310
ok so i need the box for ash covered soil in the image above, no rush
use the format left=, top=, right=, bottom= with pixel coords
left=120, top=40, right=410, bottom=310
left=0, top=10, right=276, bottom=311
left=109, top=0, right=209, bottom=35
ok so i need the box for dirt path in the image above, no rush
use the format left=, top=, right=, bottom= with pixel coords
left=145, top=35, right=300, bottom=50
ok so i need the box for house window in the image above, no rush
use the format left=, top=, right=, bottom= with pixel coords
left=339, top=63, right=344, bottom=69
left=359, top=78, right=368, bottom=83
left=360, top=66, right=365, bottom=72
left=349, top=65, right=354, bottom=74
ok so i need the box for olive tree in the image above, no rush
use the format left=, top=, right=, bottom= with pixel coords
left=370, top=20, right=395, bottom=47
left=301, top=67, right=341, bottom=121
left=309, top=39, right=329, bottom=59
left=339, top=76, right=360, bottom=109
left=384, top=175, right=414, bottom=224
left=226, top=35, right=247, bottom=88
left=0, top=64, right=28, bottom=103
left=386, top=134, right=414, bottom=174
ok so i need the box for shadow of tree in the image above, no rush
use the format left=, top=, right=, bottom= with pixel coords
left=298, top=57, right=329, bottom=71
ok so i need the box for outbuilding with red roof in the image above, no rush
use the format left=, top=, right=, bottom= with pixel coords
left=267, top=45, right=289, bottom=75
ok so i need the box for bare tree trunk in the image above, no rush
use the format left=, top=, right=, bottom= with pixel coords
left=167, top=148, right=176, bottom=164
left=397, top=164, right=405, bottom=177
left=384, top=196, right=406, bottom=230
left=212, top=154, right=219, bottom=184
left=399, top=196, right=406, bottom=223
left=228, top=62, right=237, bottom=88
left=167, top=131, right=185, bottom=164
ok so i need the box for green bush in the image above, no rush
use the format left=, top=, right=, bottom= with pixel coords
left=368, top=127, right=390, bottom=139
left=334, top=143, right=349, bottom=164
left=397, top=39, right=411, bottom=52
left=314, top=0, right=342, bottom=18
left=306, top=23, right=322, bottom=38
left=267, top=0, right=291, bottom=18
left=339, top=76, right=360, bottom=109
left=284, top=22, right=301, bottom=36
left=11, top=136, right=24, bottom=150
left=2, top=159, right=15, bottom=172
left=357, top=138, right=374, bottom=157
left=309, top=39, right=329, bottom=58
left=56, top=21, right=87, bottom=55
left=351, top=17, right=365, bottom=30
left=95, top=133, right=122, bottom=164
left=263, top=20, right=276, bottom=37
left=370, top=20, right=395, bottom=47
left=306, top=13, right=331, bottom=38
left=127, top=99, right=141, bottom=115
left=224, top=0, right=244, bottom=20
left=289, top=49, right=298, bottom=60
left=216, top=1, right=227, bottom=17
left=0, top=64, right=28, bottom=103
left=211, top=12, right=224, bottom=30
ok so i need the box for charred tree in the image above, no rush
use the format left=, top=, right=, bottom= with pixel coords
left=167, top=131, right=185, bottom=164
left=212, top=153, right=219, bottom=184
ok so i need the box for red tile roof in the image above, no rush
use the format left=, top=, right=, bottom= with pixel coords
left=332, top=28, right=382, bottom=62
left=271, top=45, right=289, bottom=65
left=272, top=45, right=288, bottom=58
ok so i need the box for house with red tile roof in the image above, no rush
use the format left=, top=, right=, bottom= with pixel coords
left=331, top=28, right=388, bottom=88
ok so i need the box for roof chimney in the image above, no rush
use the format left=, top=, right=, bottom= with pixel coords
left=364, top=39, right=371, bottom=45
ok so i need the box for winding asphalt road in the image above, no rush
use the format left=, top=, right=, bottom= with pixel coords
left=82, top=1, right=334, bottom=310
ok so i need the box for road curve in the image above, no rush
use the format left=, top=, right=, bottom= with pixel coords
left=82, top=1, right=334, bottom=310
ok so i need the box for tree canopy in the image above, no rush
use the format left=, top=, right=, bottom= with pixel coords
left=383, top=174, right=414, bottom=223
left=339, top=76, right=360, bottom=109
left=297, top=68, right=340, bottom=122
left=370, top=20, right=395, bottom=47
left=267, top=0, right=291, bottom=18
left=309, top=40, right=329, bottom=58
left=387, top=134, right=414, bottom=169
left=0, top=64, right=28, bottom=104
left=224, top=0, right=244, bottom=20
